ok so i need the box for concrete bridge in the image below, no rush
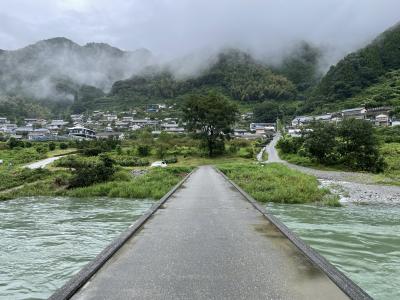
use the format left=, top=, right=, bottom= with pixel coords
left=50, top=166, right=371, bottom=300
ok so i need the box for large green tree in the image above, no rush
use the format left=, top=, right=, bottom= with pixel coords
left=182, top=92, right=239, bottom=157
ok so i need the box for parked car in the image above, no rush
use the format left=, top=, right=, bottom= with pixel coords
left=151, top=161, right=167, bottom=168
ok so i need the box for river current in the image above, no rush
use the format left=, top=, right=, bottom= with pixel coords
left=266, top=202, right=400, bottom=300
left=0, top=197, right=154, bottom=300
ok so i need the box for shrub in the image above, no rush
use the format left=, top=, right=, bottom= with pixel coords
left=48, top=142, right=56, bottom=151
left=35, top=145, right=48, bottom=154
left=137, top=145, right=150, bottom=157
left=112, top=155, right=149, bottom=167
left=59, top=143, right=68, bottom=150
left=68, top=154, right=115, bottom=188
left=164, top=157, right=178, bottom=164
left=81, top=147, right=103, bottom=156
left=277, top=136, right=303, bottom=154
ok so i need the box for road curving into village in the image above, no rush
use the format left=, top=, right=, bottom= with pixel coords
left=264, top=134, right=400, bottom=204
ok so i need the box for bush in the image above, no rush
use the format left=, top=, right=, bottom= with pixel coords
left=112, top=155, right=149, bottom=167
left=35, top=145, right=48, bottom=154
left=164, top=157, right=178, bottom=164
left=276, top=136, right=303, bottom=154
left=59, top=143, right=68, bottom=150
left=137, top=145, right=150, bottom=157
left=48, top=142, right=56, bottom=151
left=81, top=147, right=103, bottom=156
left=68, top=154, right=115, bottom=188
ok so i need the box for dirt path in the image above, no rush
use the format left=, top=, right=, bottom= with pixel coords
left=264, top=134, right=400, bottom=204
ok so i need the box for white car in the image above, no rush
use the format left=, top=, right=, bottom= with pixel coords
left=151, top=161, right=167, bottom=168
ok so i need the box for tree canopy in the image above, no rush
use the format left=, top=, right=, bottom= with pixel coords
left=182, top=92, right=239, bottom=157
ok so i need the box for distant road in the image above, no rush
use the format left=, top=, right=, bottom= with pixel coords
left=24, top=156, right=63, bottom=169
left=70, top=166, right=348, bottom=299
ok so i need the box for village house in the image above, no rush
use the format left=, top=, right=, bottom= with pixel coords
left=70, top=114, right=84, bottom=123
left=341, top=107, right=367, bottom=119
left=130, top=119, right=159, bottom=129
left=114, top=121, right=130, bottom=129
left=121, top=116, right=134, bottom=123
left=250, top=122, right=275, bottom=131
left=68, top=125, right=96, bottom=139
left=15, top=125, right=34, bottom=136
left=0, top=117, right=9, bottom=124
left=366, top=106, right=392, bottom=119
left=0, top=123, right=17, bottom=134
left=47, top=120, right=69, bottom=130
left=28, top=128, right=51, bottom=141
left=104, top=114, right=118, bottom=122
left=234, top=129, right=248, bottom=137
left=375, top=114, right=390, bottom=127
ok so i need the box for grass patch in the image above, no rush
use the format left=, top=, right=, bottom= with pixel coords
left=173, top=155, right=253, bottom=168
left=0, top=167, right=192, bottom=201
left=0, top=168, right=52, bottom=191
left=218, top=162, right=339, bottom=206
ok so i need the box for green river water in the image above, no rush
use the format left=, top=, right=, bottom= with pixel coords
left=266, top=202, right=400, bottom=300
left=0, top=197, right=398, bottom=299
left=0, top=197, right=154, bottom=300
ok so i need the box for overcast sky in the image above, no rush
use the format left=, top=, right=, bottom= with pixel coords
left=1, top=0, right=399, bottom=63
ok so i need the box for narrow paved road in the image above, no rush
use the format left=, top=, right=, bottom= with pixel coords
left=24, top=156, right=63, bottom=169
left=72, top=166, right=347, bottom=300
left=265, top=134, right=400, bottom=203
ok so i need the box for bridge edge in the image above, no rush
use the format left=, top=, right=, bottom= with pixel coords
left=48, top=168, right=196, bottom=300
left=214, top=166, right=373, bottom=300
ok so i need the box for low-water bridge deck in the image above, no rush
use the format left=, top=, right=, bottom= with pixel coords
left=51, top=166, right=371, bottom=300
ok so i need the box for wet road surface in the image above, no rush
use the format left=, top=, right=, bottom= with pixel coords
left=72, top=166, right=347, bottom=300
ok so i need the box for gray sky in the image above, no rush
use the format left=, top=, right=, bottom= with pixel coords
left=1, top=0, right=399, bottom=63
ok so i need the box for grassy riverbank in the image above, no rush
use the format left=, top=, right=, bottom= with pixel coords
left=218, top=162, right=340, bottom=206
left=0, top=167, right=192, bottom=201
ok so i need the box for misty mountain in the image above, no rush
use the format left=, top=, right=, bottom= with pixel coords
left=314, top=22, right=400, bottom=102
left=0, top=37, right=153, bottom=99
left=107, top=49, right=303, bottom=109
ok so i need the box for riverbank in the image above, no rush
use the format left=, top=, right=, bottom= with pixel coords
left=266, top=135, right=400, bottom=204
left=0, top=167, right=192, bottom=201
left=218, top=162, right=340, bottom=206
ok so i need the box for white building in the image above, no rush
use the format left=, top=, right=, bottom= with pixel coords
left=68, top=125, right=96, bottom=139
left=375, top=114, right=389, bottom=127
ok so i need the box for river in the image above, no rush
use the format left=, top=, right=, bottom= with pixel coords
left=1, top=196, right=398, bottom=299
left=0, top=196, right=154, bottom=300
left=266, top=202, right=400, bottom=300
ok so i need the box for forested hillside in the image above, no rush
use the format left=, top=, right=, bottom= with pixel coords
left=314, top=23, right=400, bottom=103
left=110, top=50, right=298, bottom=105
